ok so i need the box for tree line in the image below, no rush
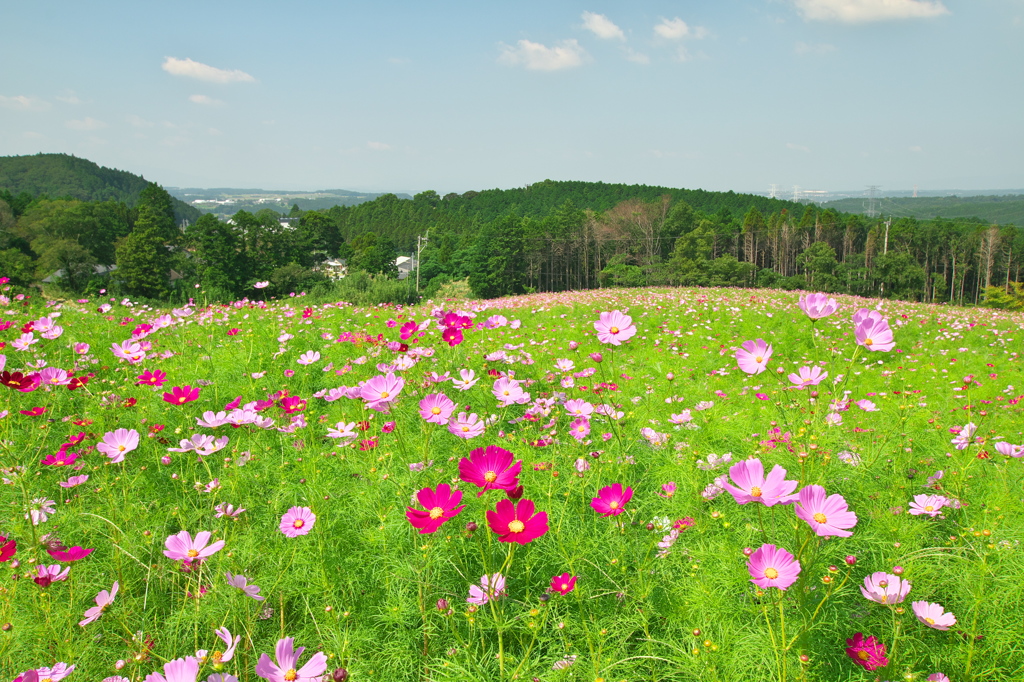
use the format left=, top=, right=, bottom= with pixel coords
left=1, top=179, right=1022, bottom=310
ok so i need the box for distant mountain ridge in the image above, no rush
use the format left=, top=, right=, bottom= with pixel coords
left=822, top=194, right=1024, bottom=225
left=0, top=153, right=201, bottom=223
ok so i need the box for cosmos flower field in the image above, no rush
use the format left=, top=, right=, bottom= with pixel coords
left=2, top=285, right=1023, bottom=682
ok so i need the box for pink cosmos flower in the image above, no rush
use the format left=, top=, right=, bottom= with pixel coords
left=735, top=339, right=772, bottom=375
left=846, top=633, right=888, bottom=671
left=33, top=563, right=70, bottom=587
left=144, top=656, right=199, bottom=682
left=255, top=637, right=328, bottom=682
left=995, top=441, right=1024, bottom=457
left=280, top=506, right=316, bottom=537
left=721, top=459, right=798, bottom=507
left=406, top=484, right=465, bottom=534
left=163, top=531, right=225, bottom=562
left=565, top=398, right=594, bottom=417
left=79, top=581, right=118, bottom=626
left=226, top=572, right=265, bottom=600
left=912, top=601, right=956, bottom=630
left=360, top=373, right=404, bottom=412
left=467, top=573, right=505, bottom=605
left=792, top=485, right=858, bottom=537
left=96, top=428, right=140, bottom=463
left=459, top=445, right=522, bottom=495
left=798, top=292, right=838, bottom=319
left=855, top=316, right=895, bottom=352
left=568, top=417, right=591, bottom=442
left=594, top=310, right=637, bottom=346
left=451, top=368, right=478, bottom=390
left=163, top=385, right=200, bottom=405
left=787, top=366, right=828, bottom=388
left=418, top=393, right=455, bottom=424
left=448, top=411, right=486, bottom=438
left=861, top=572, right=911, bottom=605
left=909, top=494, right=948, bottom=517
left=591, top=483, right=633, bottom=516
left=747, top=544, right=801, bottom=590
left=32, top=663, right=74, bottom=682
left=214, top=503, right=245, bottom=518
left=550, top=572, right=578, bottom=595
left=492, top=376, right=529, bottom=406
left=486, top=498, right=549, bottom=544
left=296, top=351, right=320, bottom=365
left=928, top=674, right=951, bottom=682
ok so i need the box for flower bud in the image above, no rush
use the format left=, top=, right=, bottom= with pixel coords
left=568, top=341, right=579, bottom=350
left=666, top=372, right=674, bottom=381
left=437, top=599, right=449, bottom=613
left=115, top=660, right=126, bottom=670
left=506, top=485, right=524, bottom=501
left=892, top=565, right=904, bottom=575
left=465, top=521, right=478, bottom=532
left=742, top=547, right=754, bottom=557
left=590, top=352, right=603, bottom=363
left=332, top=668, right=349, bottom=682
left=538, top=593, right=550, bottom=602
left=844, top=555, right=857, bottom=566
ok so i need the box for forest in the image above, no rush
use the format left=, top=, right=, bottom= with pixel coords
left=1, top=155, right=1022, bottom=310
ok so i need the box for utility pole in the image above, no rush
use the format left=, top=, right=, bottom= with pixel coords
left=880, top=216, right=892, bottom=298
left=416, top=229, right=429, bottom=292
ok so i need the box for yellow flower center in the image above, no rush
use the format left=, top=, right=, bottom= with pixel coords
left=293, top=519, right=304, bottom=529
left=118, top=445, right=126, bottom=452
left=610, top=326, right=619, bottom=334
left=484, top=471, right=497, bottom=482
left=461, top=426, right=470, bottom=432
left=178, top=396, right=187, bottom=403
left=508, top=520, right=525, bottom=533
left=755, top=355, right=763, bottom=363
left=750, top=486, right=763, bottom=497
left=431, top=407, right=441, bottom=414
left=502, top=390, right=510, bottom=396
left=380, top=391, right=389, bottom=399
left=609, top=501, right=619, bottom=510
left=429, top=506, right=445, bottom=519
left=864, top=338, right=874, bottom=346
left=813, top=512, right=827, bottom=524
left=187, top=549, right=199, bottom=557
left=925, top=505, right=934, bottom=511
left=764, top=567, right=779, bottom=580
left=284, top=670, right=298, bottom=681
left=926, top=617, right=935, bottom=624
left=561, top=583, right=569, bottom=591
left=212, top=651, right=223, bottom=663
left=857, top=651, right=870, bottom=661
left=881, top=595, right=889, bottom=604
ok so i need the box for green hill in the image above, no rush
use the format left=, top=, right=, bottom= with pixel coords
left=822, top=194, right=1024, bottom=225
left=0, top=153, right=201, bottom=224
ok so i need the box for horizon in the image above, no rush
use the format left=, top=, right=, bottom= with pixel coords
left=2, top=1, right=1022, bottom=194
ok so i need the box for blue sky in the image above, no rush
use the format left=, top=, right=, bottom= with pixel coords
left=2, top=0, right=1021, bottom=195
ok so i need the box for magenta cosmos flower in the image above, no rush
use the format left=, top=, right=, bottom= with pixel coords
left=748, top=544, right=801, bottom=590
left=1, top=535, right=15, bottom=562
left=96, top=428, right=140, bottom=463
left=144, top=656, right=199, bottom=682
left=861, top=572, right=911, bottom=605
left=418, top=393, right=455, bottom=424
left=280, top=507, right=316, bottom=537
left=550, top=572, right=578, bottom=595
left=255, top=637, right=328, bottom=682
left=735, top=339, right=772, bottom=375
left=912, top=601, right=956, bottom=630
left=79, top=580, right=118, bottom=626
left=360, top=373, right=405, bottom=412
left=136, top=369, right=167, bottom=387
left=593, top=310, right=637, bottom=346
left=855, top=316, right=895, bottom=352
left=846, top=633, right=888, bottom=671
left=406, top=484, right=465, bottom=534
left=163, top=530, right=225, bottom=562
left=459, top=445, right=522, bottom=496
left=591, top=483, right=633, bottom=516
left=793, top=485, right=858, bottom=537
left=163, top=385, right=200, bottom=405
left=486, top=498, right=549, bottom=544
left=722, top=459, right=798, bottom=507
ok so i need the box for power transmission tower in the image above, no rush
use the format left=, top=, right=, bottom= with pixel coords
left=864, top=185, right=880, bottom=218
left=792, top=185, right=801, bottom=202
left=769, top=184, right=778, bottom=199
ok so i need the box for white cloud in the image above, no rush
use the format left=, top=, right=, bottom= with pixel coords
left=208, top=128, right=223, bottom=136
left=655, top=17, right=691, bottom=39
left=55, top=93, right=80, bottom=104
left=0, top=95, right=49, bottom=111
left=189, top=94, right=224, bottom=106
left=126, top=114, right=154, bottom=128
left=625, top=48, right=650, bottom=64
left=65, top=117, right=106, bottom=131
left=792, top=0, right=950, bottom=23
left=162, top=57, right=256, bottom=83
left=366, top=141, right=392, bottom=151
left=786, top=142, right=811, bottom=153
left=22, top=131, right=45, bottom=140
left=795, top=41, right=837, bottom=55
left=498, top=39, right=587, bottom=71
left=581, top=12, right=625, bottom=40
left=909, top=145, right=923, bottom=152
